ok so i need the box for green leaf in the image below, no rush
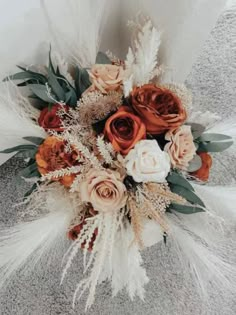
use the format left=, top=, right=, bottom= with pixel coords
left=170, top=185, right=205, bottom=207
left=17, top=66, right=47, bottom=83
left=198, top=133, right=232, bottom=142
left=18, top=163, right=40, bottom=178
left=4, top=72, right=36, bottom=82
left=48, top=46, right=56, bottom=74
left=96, top=52, right=112, bottom=64
left=24, top=183, right=38, bottom=199
left=0, top=144, right=37, bottom=154
left=29, top=84, right=55, bottom=103
left=47, top=67, right=65, bottom=101
left=75, top=67, right=91, bottom=98
left=23, top=137, right=44, bottom=145
left=198, top=141, right=233, bottom=152
left=187, top=155, right=202, bottom=172
left=17, top=79, right=38, bottom=87
left=170, top=203, right=205, bottom=214
left=65, top=87, right=77, bottom=107
left=167, top=172, right=194, bottom=191
left=4, top=68, right=47, bottom=84
left=194, top=142, right=199, bottom=151
left=15, top=148, right=38, bottom=159
left=186, top=123, right=206, bottom=139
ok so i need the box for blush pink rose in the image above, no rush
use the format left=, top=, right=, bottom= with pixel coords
left=86, top=64, right=124, bottom=94
left=164, top=125, right=196, bottom=170
left=79, top=169, right=127, bottom=212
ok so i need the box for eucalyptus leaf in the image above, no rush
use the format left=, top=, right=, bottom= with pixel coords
left=167, top=172, right=194, bottom=191
left=17, top=79, right=38, bottom=87
left=170, top=203, right=205, bottom=214
left=65, top=87, right=77, bottom=107
left=15, top=148, right=38, bottom=159
left=170, top=185, right=205, bottom=207
left=0, top=144, right=37, bottom=154
left=24, top=183, right=38, bottom=199
left=187, top=155, right=202, bottom=172
left=198, top=133, right=232, bottom=142
left=29, top=84, right=55, bottom=103
left=18, top=163, right=39, bottom=178
left=75, top=67, right=91, bottom=98
left=23, top=137, right=44, bottom=145
left=186, top=123, right=206, bottom=139
left=198, top=141, right=233, bottom=152
left=194, top=142, right=199, bottom=151
left=3, top=72, right=39, bottom=82
left=96, top=51, right=112, bottom=64
left=16, top=66, right=47, bottom=83
left=48, top=47, right=56, bottom=74
left=47, top=68, right=65, bottom=101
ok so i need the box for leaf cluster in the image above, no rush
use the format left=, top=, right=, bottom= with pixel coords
left=167, top=171, right=205, bottom=214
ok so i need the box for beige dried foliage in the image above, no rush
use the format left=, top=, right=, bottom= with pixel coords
left=144, top=182, right=186, bottom=206
left=128, top=197, right=144, bottom=248
left=78, top=91, right=122, bottom=126
left=129, top=183, right=186, bottom=248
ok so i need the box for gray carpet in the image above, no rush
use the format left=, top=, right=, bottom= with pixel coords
left=0, top=5, right=236, bottom=315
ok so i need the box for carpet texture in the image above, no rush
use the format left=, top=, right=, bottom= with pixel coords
left=0, top=4, right=236, bottom=315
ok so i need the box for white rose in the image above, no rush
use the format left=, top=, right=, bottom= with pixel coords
left=125, top=140, right=170, bottom=183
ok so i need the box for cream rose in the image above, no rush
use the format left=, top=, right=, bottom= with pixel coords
left=125, top=140, right=170, bottom=183
left=164, top=125, right=196, bottom=170
left=87, top=64, right=124, bottom=94
left=79, top=169, right=127, bottom=212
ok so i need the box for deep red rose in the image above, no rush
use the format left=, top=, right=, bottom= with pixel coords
left=68, top=208, right=98, bottom=251
left=38, top=104, right=69, bottom=132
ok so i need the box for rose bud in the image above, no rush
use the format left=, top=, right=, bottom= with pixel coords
left=38, top=104, right=69, bottom=132
left=104, top=106, right=146, bottom=155
left=131, top=84, right=187, bottom=135
left=190, top=152, right=212, bottom=181
left=68, top=222, right=98, bottom=252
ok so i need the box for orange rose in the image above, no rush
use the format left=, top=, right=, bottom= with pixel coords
left=190, top=152, right=212, bottom=181
left=36, top=136, right=79, bottom=187
left=131, top=84, right=187, bottom=134
left=104, top=106, right=146, bottom=155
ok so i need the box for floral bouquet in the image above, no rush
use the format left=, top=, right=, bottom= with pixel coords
left=0, top=11, right=236, bottom=311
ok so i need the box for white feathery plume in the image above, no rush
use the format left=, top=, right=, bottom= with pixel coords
left=40, top=0, right=109, bottom=67
left=0, top=184, right=75, bottom=290
left=207, top=118, right=236, bottom=140
left=124, top=20, right=161, bottom=94
left=165, top=181, right=236, bottom=307
left=0, top=82, right=46, bottom=165
left=167, top=213, right=236, bottom=306
left=109, top=223, right=149, bottom=299
left=63, top=210, right=148, bottom=310
left=192, top=184, right=236, bottom=220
